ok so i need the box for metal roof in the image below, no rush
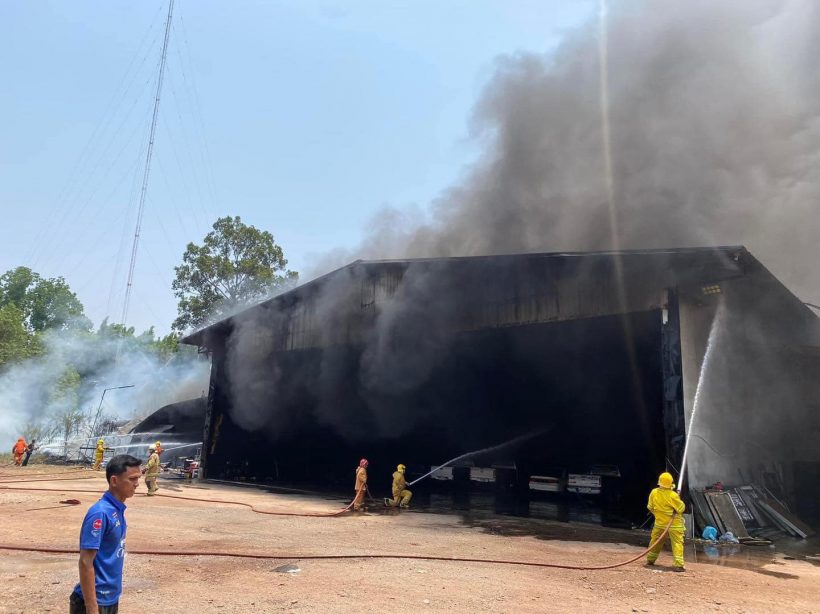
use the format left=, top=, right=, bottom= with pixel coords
left=182, top=246, right=772, bottom=348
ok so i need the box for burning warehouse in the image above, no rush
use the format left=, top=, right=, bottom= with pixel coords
left=183, top=246, right=820, bottom=525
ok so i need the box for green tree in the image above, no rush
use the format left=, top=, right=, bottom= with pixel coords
left=0, top=267, right=90, bottom=332
left=152, top=332, right=181, bottom=360
left=0, top=303, right=39, bottom=368
left=96, top=320, right=178, bottom=352
left=172, top=216, right=297, bottom=331
left=96, top=318, right=136, bottom=340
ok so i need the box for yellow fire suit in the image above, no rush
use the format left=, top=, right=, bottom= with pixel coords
left=646, top=486, right=686, bottom=568
left=353, top=466, right=368, bottom=511
left=388, top=470, right=412, bottom=508
left=92, top=441, right=107, bottom=471
left=144, top=452, right=160, bottom=495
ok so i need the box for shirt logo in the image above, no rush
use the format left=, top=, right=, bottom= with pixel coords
left=92, top=519, right=103, bottom=530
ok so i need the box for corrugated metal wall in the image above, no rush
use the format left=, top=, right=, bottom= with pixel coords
left=258, top=250, right=748, bottom=352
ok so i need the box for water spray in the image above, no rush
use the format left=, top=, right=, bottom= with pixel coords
left=407, top=429, right=548, bottom=487
left=101, top=441, right=201, bottom=452
left=677, top=299, right=724, bottom=494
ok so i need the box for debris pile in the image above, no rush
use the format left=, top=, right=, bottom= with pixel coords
left=691, top=484, right=815, bottom=544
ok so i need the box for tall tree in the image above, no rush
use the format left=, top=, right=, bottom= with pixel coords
left=0, top=303, right=39, bottom=368
left=172, top=216, right=297, bottom=331
left=0, top=267, right=90, bottom=332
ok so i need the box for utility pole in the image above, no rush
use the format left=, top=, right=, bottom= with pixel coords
left=121, top=0, right=175, bottom=325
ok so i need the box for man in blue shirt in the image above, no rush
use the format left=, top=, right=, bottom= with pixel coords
left=70, top=454, right=142, bottom=614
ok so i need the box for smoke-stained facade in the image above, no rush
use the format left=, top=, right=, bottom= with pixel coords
left=184, top=247, right=820, bottom=521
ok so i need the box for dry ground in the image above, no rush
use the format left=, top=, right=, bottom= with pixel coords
left=0, top=466, right=818, bottom=613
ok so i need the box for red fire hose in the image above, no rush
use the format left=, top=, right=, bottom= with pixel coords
left=0, top=474, right=98, bottom=485
left=0, top=478, right=676, bottom=571
left=0, top=482, right=353, bottom=517
left=0, top=522, right=672, bottom=571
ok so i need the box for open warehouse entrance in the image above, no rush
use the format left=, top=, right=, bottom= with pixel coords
left=202, top=309, right=667, bottom=521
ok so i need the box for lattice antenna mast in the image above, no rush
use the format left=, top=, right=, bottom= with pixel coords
left=121, top=0, right=175, bottom=325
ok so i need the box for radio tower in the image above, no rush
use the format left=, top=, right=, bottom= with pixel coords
left=121, top=0, right=175, bottom=326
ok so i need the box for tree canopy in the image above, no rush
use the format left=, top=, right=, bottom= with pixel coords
left=0, top=267, right=90, bottom=332
left=172, top=216, right=297, bottom=331
left=0, top=303, right=39, bottom=368
left=96, top=318, right=182, bottom=360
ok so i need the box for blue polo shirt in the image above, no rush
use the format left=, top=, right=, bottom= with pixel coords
left=72, top=491, right=127, bottom=606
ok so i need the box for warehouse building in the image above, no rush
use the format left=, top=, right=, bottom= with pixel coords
left=183, top=247, right=820, bottom=522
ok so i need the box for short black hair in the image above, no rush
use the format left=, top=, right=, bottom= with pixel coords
left=106, top=454, right=142, bottom=483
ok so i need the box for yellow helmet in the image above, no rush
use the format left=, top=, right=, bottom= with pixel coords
left=658, top=472, right=675, bottom=489
left=397, top=464, right=406, bottom=473
left=98, top=438, right=104, bottom=444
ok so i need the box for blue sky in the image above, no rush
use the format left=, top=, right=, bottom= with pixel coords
left=0, top=0, right=595, bottom=334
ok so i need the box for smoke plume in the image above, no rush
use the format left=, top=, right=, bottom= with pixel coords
left=221, top=0, right=820, bottom=454
left=314, top=0, right=820, bottom=303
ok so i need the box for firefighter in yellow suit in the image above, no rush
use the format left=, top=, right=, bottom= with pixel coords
left=385, top=463, right=412, bottom=508
left=92, top=438, right=108, bottom=471
left=646, top=472, right=686, bottom=571
left=144, top=445, right=160, bottom=495
left=353, top=458, right=368, bottom=511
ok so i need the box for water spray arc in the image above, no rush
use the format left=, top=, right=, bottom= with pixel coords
left=677, top=299, right=724, bottom=493
left=407, top=430, right=548, bottom=487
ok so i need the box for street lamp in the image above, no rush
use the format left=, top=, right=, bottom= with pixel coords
left=89, top=385, right=135, bottom=438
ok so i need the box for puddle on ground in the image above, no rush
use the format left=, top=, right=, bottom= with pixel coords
left=688, top=542, right=801, bottom=578
left=272, top=564, right=301, bottom=574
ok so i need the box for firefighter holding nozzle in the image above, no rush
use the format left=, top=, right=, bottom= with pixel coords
left=384, top=463, right=413, bottom=508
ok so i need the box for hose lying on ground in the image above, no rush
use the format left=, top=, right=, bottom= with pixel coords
left=0, top=483, right=354, bottom=517
left=0, top=474, right=98, bottom=485
left=0, top=469, right=91, bottom=480
left=0, top=520, right=671, bottom=571
left=0, top=479, right=676, bottom=571
left=150, top=491, right=354, bottom=517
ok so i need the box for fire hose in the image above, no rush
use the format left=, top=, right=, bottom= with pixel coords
left=0, top=482, right=354, bottom=517
left=0, top=520, right=673, bottom=571
left=0, top=477, right=676, bottom=571
left=0, top=469, right=90, bottom=480
left=0, top=474, right=98, bottom=484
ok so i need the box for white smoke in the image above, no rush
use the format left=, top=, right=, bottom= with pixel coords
left=0, top=329, right=210, bottom=450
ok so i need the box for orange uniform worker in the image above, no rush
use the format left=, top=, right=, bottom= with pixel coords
left=154, top=441, right=163, bottom=457
left=353, top=458, right=369, bottom=511
left=12, top=438, right=27, bottom=466
left=646, top=472, right=686, bottom=571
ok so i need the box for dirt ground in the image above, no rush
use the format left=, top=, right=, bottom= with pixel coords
left=1, top=466, right=818, bottom=613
